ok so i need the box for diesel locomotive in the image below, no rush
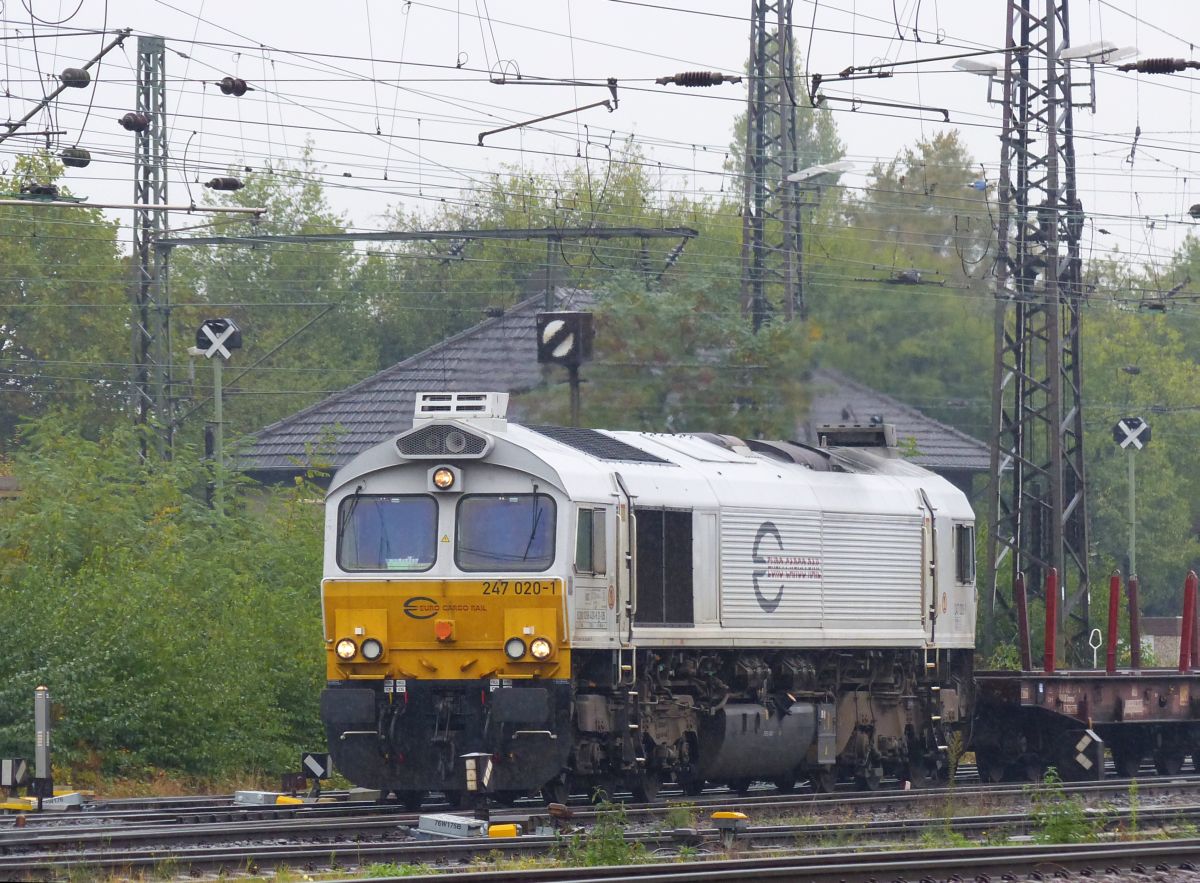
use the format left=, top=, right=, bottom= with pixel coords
left=319, top=391, right=977, bottom=806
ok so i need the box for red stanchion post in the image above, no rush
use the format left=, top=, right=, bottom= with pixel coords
left=1180, top=572, right=1196, bottom=672
left=1014, top=572, right=1032, bottom=671
left=1191, top=571, right=1200, bottom=671
left=1106, top=570, right=1121, bottom=674
left=1044, top=567, right=1059, bottom=674
left=1128, top=575, right=1142, bottom=670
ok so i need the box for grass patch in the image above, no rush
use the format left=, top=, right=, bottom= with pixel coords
left=562, top=799, right=649, bottom=866
left=1028, top=767, right=1101, bottom=844
left=363, top=862, right=429, bottom=877
left=661, top=801, right=698, bottom=830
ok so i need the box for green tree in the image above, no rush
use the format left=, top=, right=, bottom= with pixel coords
left=517, top=273, right=811, bottom=438
left=806, top=132, right=993, bottom=437
left=0, top=153, right=130, bottom=450
left=852, top=130, right=989, bottom=266
left=168, top=149, right=379, bottom=442
left=370, top=140, right=680, bottom=366
left=1081, top=305, right=1200, bottom=614
left=0, top=415, right=325, bottom=775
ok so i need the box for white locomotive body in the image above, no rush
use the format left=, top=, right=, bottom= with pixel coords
left=320, top=393, right=977, bottom=804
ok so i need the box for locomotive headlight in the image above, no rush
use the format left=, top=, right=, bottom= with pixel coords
left=530, top=637, right=553, bottom=660
left=361, top=638, right=384, bottom=660
left=432, top=467, right=456, bottom=490
left=504, top=637, right=526, bottom=660
left=335, top=638, right=358, bottom=660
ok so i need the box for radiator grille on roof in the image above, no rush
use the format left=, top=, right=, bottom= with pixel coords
left=526, top=425, right=671, bottom=464
left=415, top=391, right=508, bottom=420
left=397, top=424, right=489, bottom=459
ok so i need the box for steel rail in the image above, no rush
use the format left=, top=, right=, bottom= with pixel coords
left=2, top=801, right=1199, bottom=876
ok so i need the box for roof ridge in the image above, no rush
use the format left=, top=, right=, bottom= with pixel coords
left=811, top=366, right=986, bottom=451
left=250, top=288, right=575, bottom=441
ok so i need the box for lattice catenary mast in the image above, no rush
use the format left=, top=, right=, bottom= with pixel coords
left=131, top=36, right=173, bottom=450
left=987, top=0, right=1091, bottom=666
left=740, top=0, right=803, bottom=328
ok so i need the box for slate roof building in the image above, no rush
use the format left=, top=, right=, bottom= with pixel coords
left=240, top=289, right=989, bottom=493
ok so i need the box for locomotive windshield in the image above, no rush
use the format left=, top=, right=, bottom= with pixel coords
left=337, top=494, right=438, bottom=572
left=456, top=494, right=556, bottom=572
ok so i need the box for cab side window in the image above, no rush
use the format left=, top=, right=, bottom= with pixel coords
left=954, top=524, right=975, bottom=584
left=575, top=508, right=607, bottom=575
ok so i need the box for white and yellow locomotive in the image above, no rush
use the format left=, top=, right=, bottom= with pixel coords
left=319, top=392, right=976, bottom=806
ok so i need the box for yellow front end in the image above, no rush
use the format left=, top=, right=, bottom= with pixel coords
left=323, top=578, right=570, bottom=682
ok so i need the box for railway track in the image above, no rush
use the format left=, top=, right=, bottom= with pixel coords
left=2, top=782, right=1199, bottom=879
left=3, top=772, right=1195, bottom=838
left=323, top=840, right=1200, bottom=883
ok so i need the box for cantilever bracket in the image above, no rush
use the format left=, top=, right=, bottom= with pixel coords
left=478, top=89, right=617, bottom=146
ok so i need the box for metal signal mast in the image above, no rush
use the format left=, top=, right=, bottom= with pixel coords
left=987, top=0, right=1091, bottom=665
left=740, top=0, right=803, bottom=329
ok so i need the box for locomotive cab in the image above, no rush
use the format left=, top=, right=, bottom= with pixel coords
left=320, top=393, right=580, bottom=805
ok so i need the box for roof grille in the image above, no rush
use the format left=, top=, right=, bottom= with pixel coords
left=415, top=391, right=508, bottom=420
left=526, top=425, right=671, bottom=464
left=397, top=424, right=490, bottom=459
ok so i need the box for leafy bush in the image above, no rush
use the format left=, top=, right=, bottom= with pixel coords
left=1029, top=767, right=1100, bottom=844
left=0, top=416, right=325, bottom=778
left=563, top=799, right=647, bottom=866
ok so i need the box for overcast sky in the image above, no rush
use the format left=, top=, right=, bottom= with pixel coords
left=3, top=1, right=1200, bottom=275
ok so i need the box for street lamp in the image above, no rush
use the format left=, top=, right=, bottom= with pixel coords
left=786, top=160, right=856, bottom=184
left=784, top=162, right=856, bottom=319
left=1059, top=41, right=1138, bottom=64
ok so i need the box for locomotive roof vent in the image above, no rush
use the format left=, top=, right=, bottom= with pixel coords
left=817, top=422, right=898, bottom=452
left=414, top=391, right=508, bottom=422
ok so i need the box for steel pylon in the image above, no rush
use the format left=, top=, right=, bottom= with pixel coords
left=740, top=0, right=802, bottom=328
left=131, top=35, right=173, bottom=451
left=987, top=0, right=1091, bottom=666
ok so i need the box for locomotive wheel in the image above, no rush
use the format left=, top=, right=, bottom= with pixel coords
left=1111, top=746, right=1143, bottom=778
left=975, top=751, right=1004, bottom=784
left=773, top=774, right=796, bottom=794
left=395, top=790, right=425, bottom=812
left=1021, top=759, right=1045, bottom=783
left=809, top=768, right=837, bottom=793
left=630, top=771, right=661, bottom=803
left=728, top=778, right=753, bottom=795
left=854, top=769, right=881, bottom=791
left=542, top=777, right=570, bottom=806
left=681, top=779, right=706, bottom=796
left=1154, top=749, right=1185, bottom=776
left=903, top=759, right=932, bottom=789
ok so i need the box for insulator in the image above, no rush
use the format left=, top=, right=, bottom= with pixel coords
left=205, top=177, right=244, bottom=191
left=1189, top=204, right=1200, bottom=219
left=59, top=67, right=90, bottom=88
left=119, top=112, right=150, bottom=132
left=20, top=183, right=59, bottom=199
left=1120, top=57, right=1198, bottom=74
left=60, top=147, right=92, bottom=168
left=218, top=76, right=249, bottom=96
left=656, top=70, right=741, bottom=87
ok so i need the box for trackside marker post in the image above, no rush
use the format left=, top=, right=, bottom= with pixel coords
left=32, top=687, right=51, bottom=811
left=1181, top=571, right=1198, bottom=672
left=1128, top=575, right=1142, bottom=670
left=1044, top=568, right=1058, bottom=674
left=1014, top=571, right=1032, bottom=671
left=1106, top=571, right=1121, bottom=673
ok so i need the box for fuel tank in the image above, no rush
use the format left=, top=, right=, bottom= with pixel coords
left=697, top=702, right=817, bottom=781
